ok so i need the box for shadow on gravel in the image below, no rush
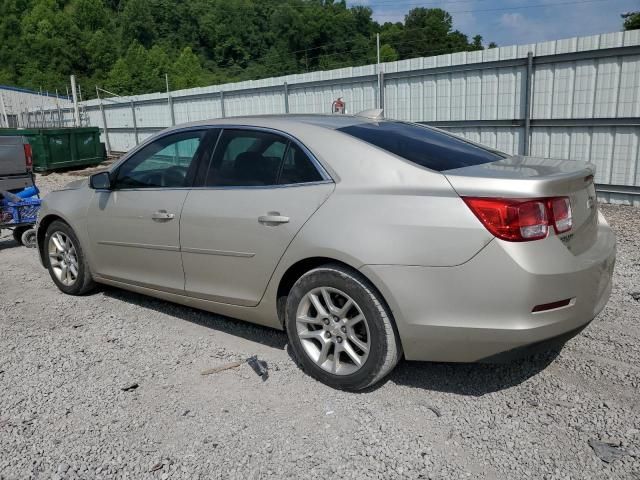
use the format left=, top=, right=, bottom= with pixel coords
left=0, top=237, right=21, bottom=251
left=102, top=285, right=560, bottom=395
left=384, top=350, right=561, bottom=396
left=102, top=287, right=287, bottom=351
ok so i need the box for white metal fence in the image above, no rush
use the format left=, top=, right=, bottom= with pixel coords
left=33, top=30, right=640, bottom=205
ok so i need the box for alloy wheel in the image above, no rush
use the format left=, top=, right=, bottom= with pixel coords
left=295, top=287, right=370, bottom=375
left=48, top=231, right=79, bottom=286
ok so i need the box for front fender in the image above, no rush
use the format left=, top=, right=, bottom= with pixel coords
left=36, top=188, right=94, bottom=268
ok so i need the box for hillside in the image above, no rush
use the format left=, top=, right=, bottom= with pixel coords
left=0, top=0, right=494, bottom=97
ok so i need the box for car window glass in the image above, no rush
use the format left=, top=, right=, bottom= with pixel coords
left=115, top=131, right=205, bottom=189
left=278, top=143, right=323, bottom=184
left=338, top=121, right=504, bottom=172
left=204, top=130, right=287, bottom=187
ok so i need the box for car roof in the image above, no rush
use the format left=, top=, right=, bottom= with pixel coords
left=170, top=114, right=376, bottom=132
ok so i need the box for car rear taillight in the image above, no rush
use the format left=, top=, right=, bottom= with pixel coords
left=24, top=144, right=33, bottom=170
left=463, top=196, right=572, bottom=242
left=549, top=197, right=572, bottom=233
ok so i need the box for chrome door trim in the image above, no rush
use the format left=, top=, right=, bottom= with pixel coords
left=97, top=240, right=180, bottom=252
left=181, top=247, right=255, bottom=258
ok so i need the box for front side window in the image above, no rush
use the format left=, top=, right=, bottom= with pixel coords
left=338, top=121, right=504, bottom=172
left=203, top=129, right=323, bottom=187
left=114, top=131, right=205, bottom=189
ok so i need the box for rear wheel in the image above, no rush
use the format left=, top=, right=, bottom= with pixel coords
left=12, top=226, right=30, bottom=245
left=20, top=228, right=36, bottom=248
left=44, top=220, right=95, bottom=295
left=285, top=264, right=401, bottom=390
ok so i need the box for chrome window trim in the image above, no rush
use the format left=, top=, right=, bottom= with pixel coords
left=108, top=126, right=212, bottom=173
left=108, top=124, right=335, bottom=191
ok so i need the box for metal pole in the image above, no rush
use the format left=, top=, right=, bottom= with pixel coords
left=131, top=100, right=139, bottom=145
left=523, top=51, right=533, bottom=156
left=70, top=75, right=81, bottom=127
left=220, top=91, right=226, bottom=118
left=377, top=33, right=382, bottom=110
left=378, top=71, right=385, bottom=111
left=283, top=82, right=289, bottom=114
left=55, top=89, right=62, bottom=127
left=0, top=93, right=8, bottom=127
left=166, top=74, right=175, bottom=126
left=96, top=86, right=111, bottom=156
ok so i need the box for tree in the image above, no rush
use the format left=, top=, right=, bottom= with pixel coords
left=0, top=0, right=496, bottom=96
left=622, top=12, right=640, bottom=30
left=379, top=44, right=398, bottom=62
left=170, top=47, right=207, bottom=90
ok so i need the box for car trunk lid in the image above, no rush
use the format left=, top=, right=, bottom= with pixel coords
left=444, top=155, right=598, bottom=253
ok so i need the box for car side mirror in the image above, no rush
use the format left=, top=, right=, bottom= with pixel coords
left=90, top=171, right=112, bottom=190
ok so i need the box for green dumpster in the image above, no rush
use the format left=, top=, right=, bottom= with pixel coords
left=0, top=127, right=106, bottom=172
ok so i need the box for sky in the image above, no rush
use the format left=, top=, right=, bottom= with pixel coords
left=347, top=0, right=639, bottom=47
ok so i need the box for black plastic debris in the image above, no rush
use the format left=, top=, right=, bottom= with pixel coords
left=246, top=356, right=269, bottom=381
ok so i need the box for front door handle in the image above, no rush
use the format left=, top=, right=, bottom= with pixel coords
left=258, top=212, right=290, bottom=225
left=152, top=210, right=175, bottom=221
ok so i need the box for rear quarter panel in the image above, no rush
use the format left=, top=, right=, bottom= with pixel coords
left=284, top=185, right=492, bottom=268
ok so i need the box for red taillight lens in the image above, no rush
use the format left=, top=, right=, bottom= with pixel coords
left=464, top=196, right=573, bottom=242
left=463, top=197, right=548, bottom=242
left=23, top=144, right=33, bottom=170
left=549, top=197, right=572, bottom=233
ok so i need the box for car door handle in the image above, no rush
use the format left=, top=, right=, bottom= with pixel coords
left=151, top=210, right=175, bottom=221
left=258, top=213, right=290, bottom=225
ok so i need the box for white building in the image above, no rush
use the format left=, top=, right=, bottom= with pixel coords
left=0, top=85, right=72, bottom=128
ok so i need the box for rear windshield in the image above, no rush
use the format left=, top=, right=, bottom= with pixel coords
left=338, top=121, right=504, bottom=172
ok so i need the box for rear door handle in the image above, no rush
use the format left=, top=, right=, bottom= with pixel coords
left=258, top=212, right=290, bottom=225
left=152, top=210, right=175, bottom=221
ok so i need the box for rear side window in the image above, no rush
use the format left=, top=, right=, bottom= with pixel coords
left=338, top=121, right=503, bottom=172
left=203, top=129, right=323, bottom=187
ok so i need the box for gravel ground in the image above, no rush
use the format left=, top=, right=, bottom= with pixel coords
left=1, top=172, right=639, bottom=480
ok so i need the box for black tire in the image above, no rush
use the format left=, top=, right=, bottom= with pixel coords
left=21, top=228, right=37, bottom=248
left=12, top=226, right=30, bottom=245
left=44, top=220, right=95, bottom=295
left=285, top=264, right=401, bottom=391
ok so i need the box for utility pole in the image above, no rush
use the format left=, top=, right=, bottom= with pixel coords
left=376, top=33, right=381, bottom=66
left=70, top=75, right=81, bottom=127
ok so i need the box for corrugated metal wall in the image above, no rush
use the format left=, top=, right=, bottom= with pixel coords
left=0, top=86, right=71, bottom=127
left=35, top=30, right=640, bottom=205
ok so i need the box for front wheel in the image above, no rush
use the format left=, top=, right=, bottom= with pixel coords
left=285, top=264, right=401, bottom=391
left=44, top=220, right=95, bottom=295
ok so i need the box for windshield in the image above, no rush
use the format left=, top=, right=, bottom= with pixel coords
left=338, top=121, right=504, bottom=172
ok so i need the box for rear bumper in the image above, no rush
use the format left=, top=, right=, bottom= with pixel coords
left=361, top=216, right=616, bottom=362
left=0, top=173, right=32, bottom=192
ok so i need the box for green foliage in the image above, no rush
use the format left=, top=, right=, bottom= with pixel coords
left=0, top=0, right=494, bottom=97
left=622, top=12, right=640, bottom=30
